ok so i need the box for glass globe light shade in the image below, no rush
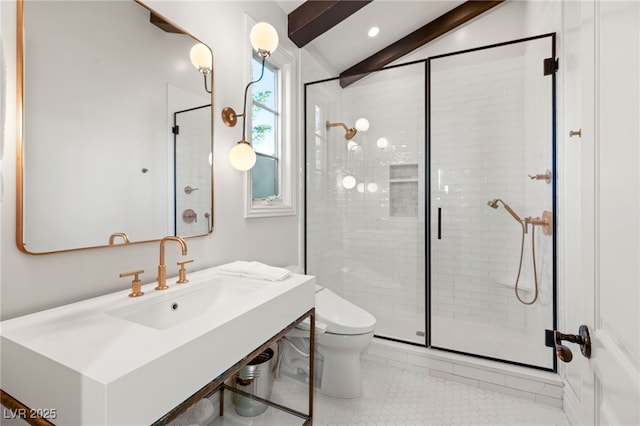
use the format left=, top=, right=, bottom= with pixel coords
left=355, top=118, right=370, bottom=132
left=342, top=175, right=357, bottom=189
left=190, top=43, right=212, bottom=71
left=250, top=22, right=279, bottom=54
left=229, top=142, right=256, bottom=171
left=356, top=183, right=365, bottom=193
left=367, top=183, right=379, bottom=193
left=376, top=137, right=389, bottom=149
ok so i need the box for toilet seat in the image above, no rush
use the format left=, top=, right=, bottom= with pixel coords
left=315, top=288, right=376, bottom=335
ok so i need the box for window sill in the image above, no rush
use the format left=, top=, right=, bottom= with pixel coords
left=245, top=198, right=296, bottom=218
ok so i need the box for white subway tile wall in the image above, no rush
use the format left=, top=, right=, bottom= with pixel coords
left=342, top=63, right=426, bottom=343
left=306, top=82, right=347, bottom=296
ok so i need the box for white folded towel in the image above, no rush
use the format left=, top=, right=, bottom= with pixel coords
left=168, top=398, right=214, bottom=426
left=217, top=261, right=292, bottom=281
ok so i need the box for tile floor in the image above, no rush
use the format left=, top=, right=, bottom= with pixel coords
left=210, top=359, right=571, bottom=426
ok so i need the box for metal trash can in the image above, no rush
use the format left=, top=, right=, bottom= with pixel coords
left=233, top=348, right=275, bottom=417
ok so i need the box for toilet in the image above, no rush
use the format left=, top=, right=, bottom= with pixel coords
left=279, top=284, right=376, bottom=399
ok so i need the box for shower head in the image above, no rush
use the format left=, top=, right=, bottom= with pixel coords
left=326, top=121, right=358, bottom=140
left=487, top=198, right=522, bottom=223
left=344, top=127, right=357, bottom=140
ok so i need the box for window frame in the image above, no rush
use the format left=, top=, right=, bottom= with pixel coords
left=244, top=15, right=297, bottom=218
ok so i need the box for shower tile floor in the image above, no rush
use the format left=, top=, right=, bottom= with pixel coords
left=211, top=359, right=570, bottom=426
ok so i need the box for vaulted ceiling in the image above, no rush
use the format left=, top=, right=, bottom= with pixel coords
left=276, top=1, right=504, bottom=86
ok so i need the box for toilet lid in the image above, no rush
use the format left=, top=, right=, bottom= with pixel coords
left=315, top=288, right=376, bottom=335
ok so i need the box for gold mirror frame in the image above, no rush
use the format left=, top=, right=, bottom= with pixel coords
left=16, top=0, right=214, bottom=255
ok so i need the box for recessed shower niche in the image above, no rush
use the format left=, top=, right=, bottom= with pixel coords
left=305, top=33, right=557, bottom=370
left=390, top=164, right=419, bottom=218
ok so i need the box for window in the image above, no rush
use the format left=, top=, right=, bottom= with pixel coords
left=245, top=16, right=297, bottom=218
left=251, top=56, right=279, bottom=199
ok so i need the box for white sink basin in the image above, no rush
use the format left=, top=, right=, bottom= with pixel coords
left=107, top=277, right=260, bottom=330
left=0, top=266, right=315, bottom=425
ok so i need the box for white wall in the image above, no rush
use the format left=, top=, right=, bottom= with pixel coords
left=558, top=0, right=584, bottom=419
left=0, top=1, right=300, bottom=320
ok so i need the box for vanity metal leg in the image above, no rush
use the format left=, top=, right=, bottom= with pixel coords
left=308, top=309, right=315, bottom=423
left=219, top=385, right=224, bottom=417
left=0, top=390, right=55, bottom=426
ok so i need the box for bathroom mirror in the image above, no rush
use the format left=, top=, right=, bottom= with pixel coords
left=17, top=0, right=213, bottom=254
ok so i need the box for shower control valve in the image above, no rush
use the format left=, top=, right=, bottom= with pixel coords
left=528, top=170, right=552, bottom=184
left=524, top=210, right=553, bottom=236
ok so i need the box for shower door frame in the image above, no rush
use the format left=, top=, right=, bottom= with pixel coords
left=426, top=33, right=558, bottom=372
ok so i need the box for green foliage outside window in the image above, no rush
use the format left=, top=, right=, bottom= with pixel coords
left=252, top=90, right=272, bottom=146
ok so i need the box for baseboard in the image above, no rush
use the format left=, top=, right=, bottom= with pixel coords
left=562, top=380, right=582, bottom=425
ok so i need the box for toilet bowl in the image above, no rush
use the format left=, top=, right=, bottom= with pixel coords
left=280, top=285, right=376, bottom=399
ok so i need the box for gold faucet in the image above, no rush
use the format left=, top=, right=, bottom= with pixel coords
left=156, top=236, right=188, bottom=290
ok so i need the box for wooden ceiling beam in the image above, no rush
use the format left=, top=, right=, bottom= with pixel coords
left=288, top=0, right=372, bottom=48
left=339, top=0, right=504, bottom=87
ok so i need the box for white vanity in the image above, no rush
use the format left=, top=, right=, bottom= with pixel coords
left=0, top=267, right=315, bottom=425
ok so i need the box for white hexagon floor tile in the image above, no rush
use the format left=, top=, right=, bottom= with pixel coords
left=211, top=360, right=570, bottom=426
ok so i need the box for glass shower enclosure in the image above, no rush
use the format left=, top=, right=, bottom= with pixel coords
left=305, top=34, right=556, bottom=370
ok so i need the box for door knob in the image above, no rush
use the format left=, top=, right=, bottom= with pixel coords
left=545, top=325, right=591, bottom=363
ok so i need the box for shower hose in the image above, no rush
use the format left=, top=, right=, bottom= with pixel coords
left=514, top=221, right=539, bottom=305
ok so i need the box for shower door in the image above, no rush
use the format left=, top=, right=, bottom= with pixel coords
left=428, top=35, right=556, bottom=369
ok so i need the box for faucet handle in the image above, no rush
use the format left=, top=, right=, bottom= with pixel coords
left=119, top=269, right=144, bottom=297
left=176, top=260, right=194, bottom=284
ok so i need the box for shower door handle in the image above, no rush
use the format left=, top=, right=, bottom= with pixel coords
left=437, top=208, right=442, bottom=240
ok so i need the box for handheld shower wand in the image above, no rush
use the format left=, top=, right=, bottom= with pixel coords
left=487, top=199, right=523, bottom=226
left=487, top=198, right=541, bottom=305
